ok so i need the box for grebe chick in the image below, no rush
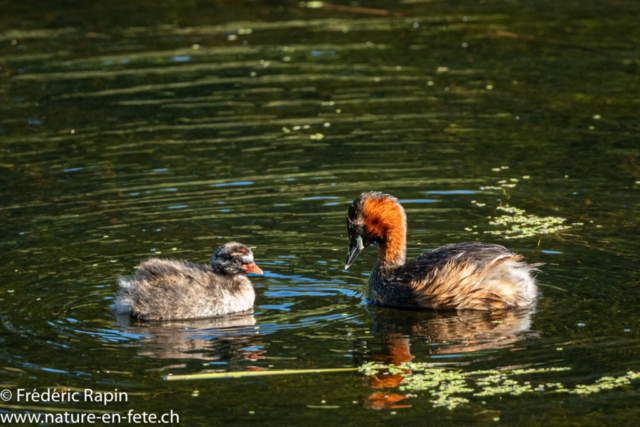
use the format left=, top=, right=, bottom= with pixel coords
left=345, top=192, right=542, bottom=310
left=115, top=242, right=263, bottom=320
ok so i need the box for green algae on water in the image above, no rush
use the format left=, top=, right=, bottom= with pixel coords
left=473, top=174, right=575, bottom=239
left=484, top=204, right=571, bottom=239
left=358, top=362, right=640, bottom=410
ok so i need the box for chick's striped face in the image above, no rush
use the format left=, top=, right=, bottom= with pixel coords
left=229, top=246, right=255, bottom=265
left=211, top=243, right=263, bottom=275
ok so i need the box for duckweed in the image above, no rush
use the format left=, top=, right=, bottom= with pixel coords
left=483, top=204, right=571, bottom=239
left=471, top=174, right=584, bottom=239
left=569, top=371, right=640, bottom=395
left=358, top=362, right=640, bottom=410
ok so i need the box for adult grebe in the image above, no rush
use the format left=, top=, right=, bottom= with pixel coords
left=345, top=192, right=541, bottom=310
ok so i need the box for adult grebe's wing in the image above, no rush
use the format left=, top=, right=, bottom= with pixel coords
left=411, top=241, right=515, bottom=269
left=402, top=242, right=539, bottom=310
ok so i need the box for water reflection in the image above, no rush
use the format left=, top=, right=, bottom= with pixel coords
left=368, top=306, right=537, bottom=355
left=116, top=313, right=264, bottom=363
left=360, top=306, right=537, bottom=409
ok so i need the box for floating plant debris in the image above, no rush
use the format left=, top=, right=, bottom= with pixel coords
left=164, top=367, right=357, bottom=381
left=358, top=362, right=640, bottom=410
left=484, top=205, right=571, bottom=239
left=474, top=174, right=578, bottom=238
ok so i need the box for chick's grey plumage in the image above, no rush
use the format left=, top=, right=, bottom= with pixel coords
left=115, top=242, right=259, bottom=320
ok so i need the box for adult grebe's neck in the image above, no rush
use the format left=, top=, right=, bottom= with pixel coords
left=364, top=198, right=407, bottom=270
left=377, top=226, right=406, bottom=269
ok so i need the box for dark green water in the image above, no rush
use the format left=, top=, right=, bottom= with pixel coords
left=1, top=0, right=640, bottom=425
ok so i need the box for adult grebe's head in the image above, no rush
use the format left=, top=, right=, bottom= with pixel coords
left=345, top=192, right=407, bottom=269
left=210, top=242, right=263, bottom=276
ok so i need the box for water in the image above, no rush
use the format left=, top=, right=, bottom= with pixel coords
left=1, top=0, right=640, bottom=424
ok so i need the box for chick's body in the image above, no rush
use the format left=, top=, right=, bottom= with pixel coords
left=115, top=242, right=262, bottom=320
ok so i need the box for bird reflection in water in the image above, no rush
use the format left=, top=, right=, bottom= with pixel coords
left=358, top=306, right=538, bottom=410
left=116, top=312, right=265, bottom=371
